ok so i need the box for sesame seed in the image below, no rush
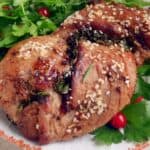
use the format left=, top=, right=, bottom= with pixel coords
left=106, top=91, right=110, bottom=95
left=35, top=124, right=40, bottom=130
left=66, top=129, right=72, bottom=133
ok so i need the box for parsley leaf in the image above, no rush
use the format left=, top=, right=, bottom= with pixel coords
left=82, top=64, right=93, bottom=82
left=138, top=65, right=150, bottom=76
left=108, top=0, right=150, bottom=7
left=37, top=19, right=57, bottom=35
left=136, top=76, right=150, bottom=100
left=123, top=101, right=150, bottom=128
left=124, top=124, right=149, bottom=142
left=92, top=126, right=123, bottom=144
left=92, top=100, right=150, bottom=144
left=12, top=17, right=38, bottom=37
left=123, top=101, right=150, bottom=142
left=0, top=0, right=88, bottom=49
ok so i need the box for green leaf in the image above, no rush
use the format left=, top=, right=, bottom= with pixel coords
left=36, top=91, right=49, bottom=97
left=138, top=65, right=150, bottom=76
left=108, top=0, right=150, bottom=7
left=92, top=126, right=123, bottom=144
left=123, top=101, right=150, bottom=128
left=37, top=19, right=57, bottom=35
left=0, top=24, right=18, bottom=48
left=37, top=0, right=66, bottom=8
left=124, top=124, right=149, bottom=142
left=136, top=76, right=150, bottom=100
left=123, top=101, right=150, bottom=142
left=93, top=101, right=150, bottom=144
left=0, top=0, right=88, bottom=49
left=12, top=17, right=38, bottom=37
left=13, top=0, right=28, bottom=16
left=144, top=59, right=150, bottom=65
left=13, top=0, right=28, bottom=6
left=82, top=64, right=93, bottom=82
left=55, top=79, right=70, bottom=94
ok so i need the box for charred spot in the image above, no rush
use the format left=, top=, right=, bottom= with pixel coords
left=120, top=76, right=126, bottom=82
left=66, top=32, right=79, bottom=64
left=6, top=114, right=17, bottom=126
left=60, top=94, right=74, bottom=113
left=19, top=91, right=49, bottom=109
left=116, top=87, right=121, bottom=93
left=66, top=26, right=135, bottom=63
left=11, top=51, right=19, bottom=56
left=56, top=116, right=60, bottom=121
left=76, top=126, right=82, bottom=131
left=54, top=71, right=73, bottom=113
left=106, top=72, right=112, bottom=79
left=119, top=37, right=135, bottom=51
left=30, top=92, right=49, bottom=104
left=135, top=32, right=149, bottom=50
left=0, top=48, right=8, bottom=61
left=78, top=26, right=108, bottom=43
left=61, top=59, right=69, bottom=65
left=61, top=101, right=71, bottom=113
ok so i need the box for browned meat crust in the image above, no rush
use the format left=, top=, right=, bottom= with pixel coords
left=0, top=1, right=149, bottom=144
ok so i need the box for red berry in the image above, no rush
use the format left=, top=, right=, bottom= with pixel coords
left=110, top=112, right=127, bottom=129
left=37, top=7, right=50, bottom=17
left=135, top=96, right=144, bottom=103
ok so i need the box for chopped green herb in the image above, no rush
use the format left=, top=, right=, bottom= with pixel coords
left=0, top=0, right=88, bottom=50
left=36, top=91, right=49, bottom=96
left=107, top=0, right=150, bottom=7
left=55, top=78, right=70, bottom=94
left=82, top=64, right=93, bottom=82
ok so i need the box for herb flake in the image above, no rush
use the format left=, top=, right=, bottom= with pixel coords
left=82, top=64, right=93, bottom=82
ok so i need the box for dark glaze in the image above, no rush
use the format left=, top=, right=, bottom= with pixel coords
left=54, top=71, right=72, bottom=113
left=19, top=91, right=49, bottom=109
left=60, top=25, right=136, bottom=112
left=67, top=26, right=135, bottom=64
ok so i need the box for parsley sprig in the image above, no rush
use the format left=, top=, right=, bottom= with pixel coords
left=107, top=0, right=150, bottom=7
left=0, top=0, right=87, bottom=48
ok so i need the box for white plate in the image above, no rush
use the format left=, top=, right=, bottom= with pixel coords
left=0, top=1, right=150, bottom=150
left=0, top=109, right=150, bottom=150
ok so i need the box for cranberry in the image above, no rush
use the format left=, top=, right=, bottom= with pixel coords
left=110, top=112, right=127, bottom=129
left=135, top=96, right=144, bottom=103
left=37, top=7, right=50, bottom=17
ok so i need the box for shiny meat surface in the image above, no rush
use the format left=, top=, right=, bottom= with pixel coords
left=0, top=1, right=149, bottom=144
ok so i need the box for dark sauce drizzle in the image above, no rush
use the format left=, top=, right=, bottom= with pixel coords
left=59, top=25, right=135, bottom=112
left=19, top=91, right=49, bottom=109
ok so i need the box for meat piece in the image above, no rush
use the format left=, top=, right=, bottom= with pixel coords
left=62, top=1, right=150, bottom=65
left=0, top=1, right=149, bottom=144
left=65, top=41, right=136, bottom=139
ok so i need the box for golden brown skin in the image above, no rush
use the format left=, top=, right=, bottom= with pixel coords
left=0, top=2, right=149, bottom=144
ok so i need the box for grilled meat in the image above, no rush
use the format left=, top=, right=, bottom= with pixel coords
left=0, top=2, right=149, bottom=144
